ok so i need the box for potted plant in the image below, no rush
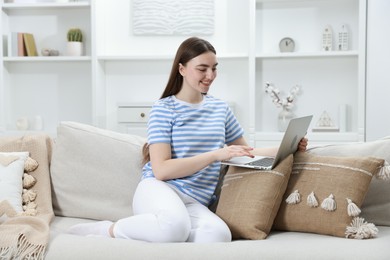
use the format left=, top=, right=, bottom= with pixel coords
left=66, top=28, right=83, bottom=56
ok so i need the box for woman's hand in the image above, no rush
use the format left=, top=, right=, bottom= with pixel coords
left=216, top=145, right=254, bottom=162
left=297, top=137, right=308, bottom=152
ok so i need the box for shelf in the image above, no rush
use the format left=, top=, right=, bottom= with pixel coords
left=2, top=2, right=90, bottom=11
left=98, top=53, right=248, bottom=61
left=3, top=56, right=91, bottom=62
left=256, top=0, right=343, bottom=3
left=256, top=51, right=359, bottom=59
left=254, top=131, right=361, bottom=147
left=98, top=55, right=174, bottom=61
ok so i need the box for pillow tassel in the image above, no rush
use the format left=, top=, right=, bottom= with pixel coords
left=345, top=217, right=378, bottom=239
left=307, top=191, right=318, bottom=207
left=22, top=173, right=37, bottom=189
left=24, top=156, right=39, bottom=172
left=376, top=161, right=390, bottom=180
left=22, top=189, right=37, bottom=204
left=286, top=190, right=301, bottom=204
left=321, top=194, right=337, bottom=211
left=346, top=198, right=361, bottom=217
left=21, top=201, right=38, bottom=216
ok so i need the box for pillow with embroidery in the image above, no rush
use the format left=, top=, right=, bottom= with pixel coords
left=0, top=152, right=29, bottom=213
left=273, top=152, right=384, bottom=239
left=216, top=154, right=293, bottom=240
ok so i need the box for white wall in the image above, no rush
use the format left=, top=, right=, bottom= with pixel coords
left=96, top=0, right=251, bottom=135
left=366, top=0, right=390, bottom=141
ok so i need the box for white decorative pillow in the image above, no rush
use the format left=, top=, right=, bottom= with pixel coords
left=0, top=152, right=29, bottom=213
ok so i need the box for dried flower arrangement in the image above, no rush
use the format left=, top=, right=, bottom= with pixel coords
left=264, top=82, right=301, bottom=111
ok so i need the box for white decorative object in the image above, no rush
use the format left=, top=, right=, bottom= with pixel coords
left=32, top=115, right=43, bottom=131
left=132, top=0, right=214, bottom=35
left=16, top=117, right=29, bottom=131
left=338, top=24, right=349, bottom=51
left=279, top=37, right=295, bottom=52
left=312, top=111, right=339, bottom=132
left=338, top=104, right=347, bottom=132
left=322, top=25, right=333, bottom=51
left=265, top=82, right=301, bottom=132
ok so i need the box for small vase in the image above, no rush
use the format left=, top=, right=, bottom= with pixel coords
left=278, top=108, right=295, bottom=132
left=66, top=42, right=83, bottom=56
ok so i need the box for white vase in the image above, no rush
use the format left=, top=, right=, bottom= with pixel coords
left=278, top=108, right=295, bottom=132
left=16, top=117, right=29, bottom=131
left=66, top=42, right=83, bottom=56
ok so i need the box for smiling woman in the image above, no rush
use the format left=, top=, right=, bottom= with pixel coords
left=68, top=37, right=308, bottom=243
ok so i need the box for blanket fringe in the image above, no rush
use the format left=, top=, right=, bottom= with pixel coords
left=376, top=161, right=390, bottom=180
left=0, top=234, right=45, bottom=260
left=345, top=217, right=378, bottom=239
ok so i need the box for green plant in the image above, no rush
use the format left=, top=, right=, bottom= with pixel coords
left=67, top=28, right=83, bottom=42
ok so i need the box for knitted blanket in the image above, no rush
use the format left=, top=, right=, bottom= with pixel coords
left=0, top=135, right=54, bottom=260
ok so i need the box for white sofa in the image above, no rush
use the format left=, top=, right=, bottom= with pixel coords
left=2, top=121, right=390, bottom=259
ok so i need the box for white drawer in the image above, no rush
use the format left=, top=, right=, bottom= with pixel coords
left=117, top=106, right=152, bottom=123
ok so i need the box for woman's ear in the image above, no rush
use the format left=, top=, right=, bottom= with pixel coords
left=179, top=63, right=185, bottom=76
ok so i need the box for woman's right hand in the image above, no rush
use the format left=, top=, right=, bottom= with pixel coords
left=216, top=145, right=254, bottom=162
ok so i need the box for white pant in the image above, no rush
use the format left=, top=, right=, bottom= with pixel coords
left=112, top=178, right=231, bottom=243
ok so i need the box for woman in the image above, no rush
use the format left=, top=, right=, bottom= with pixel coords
left=69, top=37, right=308, bottom=242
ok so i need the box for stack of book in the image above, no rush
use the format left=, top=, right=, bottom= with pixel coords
left=9, top=32, right=38, bottom=57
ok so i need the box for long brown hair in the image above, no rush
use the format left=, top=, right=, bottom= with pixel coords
left=142, top=37, right=217, bottom=164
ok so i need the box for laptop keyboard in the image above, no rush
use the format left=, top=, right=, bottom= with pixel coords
left=247, top=157, right=274, bottom=167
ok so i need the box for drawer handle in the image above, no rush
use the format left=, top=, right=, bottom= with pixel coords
left=140, top=113, right=145, bottom=118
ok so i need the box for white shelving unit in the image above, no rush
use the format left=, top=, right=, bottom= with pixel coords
left=249, top=0, right=366, bottom=147
left=0, top=0, right=368, bottom=147
left=0, top=0, right=93, bottom=135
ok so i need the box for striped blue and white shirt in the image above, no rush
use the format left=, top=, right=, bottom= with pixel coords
left=142, top=95, right=244, bottom=206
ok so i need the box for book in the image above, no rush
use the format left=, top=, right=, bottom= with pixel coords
left=17, top=33, right=26, bottom=56
left=23, top=33, right=38, bottom=56
left=9, top=32, right=18, bottom=57
left=8, top=32, right=26, bottom=57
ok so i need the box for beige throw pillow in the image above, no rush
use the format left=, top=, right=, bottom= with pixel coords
left=273, top=152, right=384, bottom=238
left=50, top=122, right=146, bottom=221
left=216, top=154, right=293, bottom=240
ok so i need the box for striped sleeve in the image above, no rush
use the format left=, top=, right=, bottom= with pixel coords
left=225, top=106, right=244, bottom=144
left=147, top=102, right=174, bottom=145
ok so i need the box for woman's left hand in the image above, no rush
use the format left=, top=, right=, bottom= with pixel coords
left=297, top=137, right=308, bottom=152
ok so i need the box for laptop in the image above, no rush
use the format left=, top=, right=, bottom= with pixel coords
left=222, top=115, right=313, bottom=170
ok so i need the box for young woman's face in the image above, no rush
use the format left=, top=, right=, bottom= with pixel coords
left=179, top=51, right=218, bottom=95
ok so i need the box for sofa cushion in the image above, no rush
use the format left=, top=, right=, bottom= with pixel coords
left=50, top=122, right=146, bottom=221
left=273, top=152, right=383, bottom=238
left=47, top=216, right=390, bottom=260
left=308, top=136, right=390, bottom=226
left=0, top=151, right=29, bottom=213
left=216, top=154, right=293, bottom=240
